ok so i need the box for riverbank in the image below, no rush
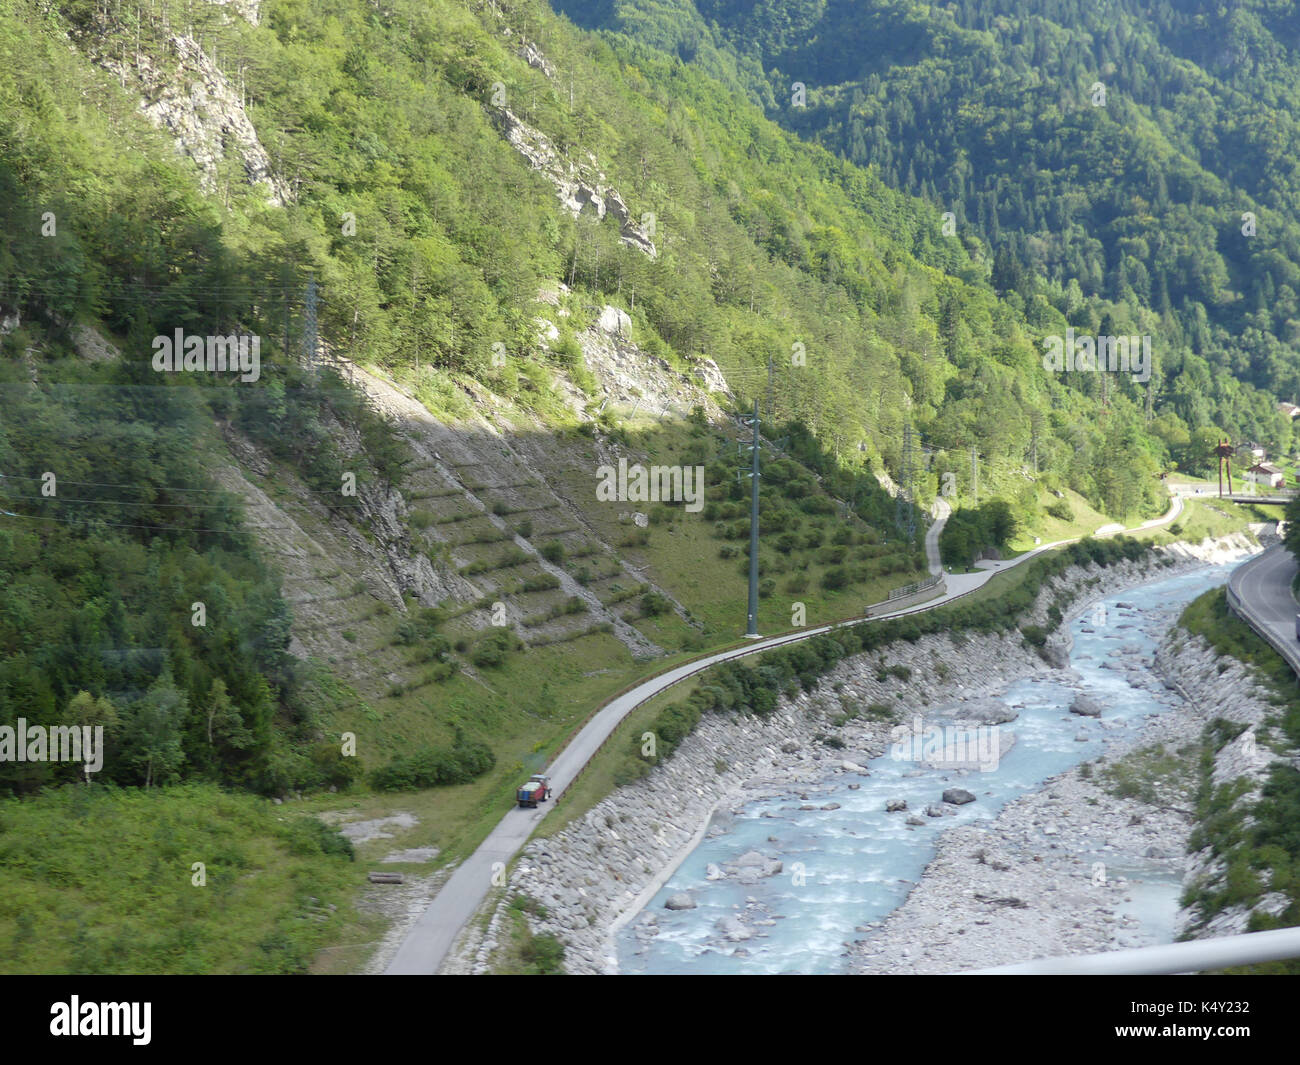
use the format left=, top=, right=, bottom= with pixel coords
left=470, top=532, right=1263, bottom=974
left=850, top=577, right=1292, bottom=972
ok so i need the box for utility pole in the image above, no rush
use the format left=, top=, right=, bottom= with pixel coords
left=1215, top=440, right=1234, bottom=497
left=303, top=273, right=318, bottom=376
left=971, top=444, right=978, bottom=501
left=742, top=400, right=761, bottom=638
left=897, top=421, right=916, bottom=543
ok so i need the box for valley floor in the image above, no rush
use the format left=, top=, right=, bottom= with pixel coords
left=451, top=533, right=1269, bottom=974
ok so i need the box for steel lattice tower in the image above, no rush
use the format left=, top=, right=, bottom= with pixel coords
left=896, top=421, right=916, bottom=543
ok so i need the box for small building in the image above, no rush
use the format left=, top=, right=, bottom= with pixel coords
left=1279, top=402, right=1300, bottom=419
left=1245, top=462, right=1285, bottom=488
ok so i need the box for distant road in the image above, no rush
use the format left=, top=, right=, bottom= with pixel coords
left=384, top=485, right=1189, bottom=974
left=1167, top=482, right=1297, bottom=506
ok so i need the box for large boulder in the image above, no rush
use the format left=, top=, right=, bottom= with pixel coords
left=932, top=697, right=1018, bottom=725
left=596, top=305, right=633, bottom=338
left=1040, top=642, right=1070, bottom=669
left=723, top=850, right=783, bottom=880
left=664, top=892, right=697, bottom=910
left=716, top=915, right=753, bottom=942
left=942, top=787, right=976, bottom=805
left=1070, top=694, right=1104, bottom=718
left=885, top=798, right=908, bottom=812
left=920, top=728, right=1016, bottom=772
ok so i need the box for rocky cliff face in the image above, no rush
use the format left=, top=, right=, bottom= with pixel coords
left=536, top=291, right=730, bottom=419
left=495, top=108, right=657, bottom=259
left=93, top=32, right=289, bottom=205
left=208, top=0, right=261, bottom=26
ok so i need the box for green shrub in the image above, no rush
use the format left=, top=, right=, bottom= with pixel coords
left=470, top=628, right=522, bottom=668
left=821, top=567, right=848, bottom=590
left=287, top=817, right=355, bottom=860
left=640, top=590, right=672, bottom=616
left=369, top=734, right=496, bottom=790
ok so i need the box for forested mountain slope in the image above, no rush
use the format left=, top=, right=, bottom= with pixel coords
left=0, top=0, right=1288, bottom=971
left=555, top=0, right=1300, bottom=439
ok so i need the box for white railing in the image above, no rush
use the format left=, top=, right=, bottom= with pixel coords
left=960, top=925, right=1300, bottom=975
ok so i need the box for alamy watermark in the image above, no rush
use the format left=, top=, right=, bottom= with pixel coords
left=50, top=997, right=150, bottom=1045
left=152, top=329, right=261, bottom=382
left=596, top=459, right=705, bottom=513
left=889, top=716, right=1002, bottom=772
left=0, top=719, right=104, bottom=774
left=1042, top=329, right=1151, bottom=383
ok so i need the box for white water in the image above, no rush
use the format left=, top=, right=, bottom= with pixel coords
left=616, top=562, right=1238, bottom=974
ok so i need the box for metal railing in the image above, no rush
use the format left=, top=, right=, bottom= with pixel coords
left=886, top=572, right=943, bottom=601
left=962, top=925, right=1300, bottom=974
left=1225, top=547, right=1300, bottom=679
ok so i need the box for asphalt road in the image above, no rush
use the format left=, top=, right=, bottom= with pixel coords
left=385, top=487, right=1188, bottom=975
left=1228, top=542, right=1299, bottom=649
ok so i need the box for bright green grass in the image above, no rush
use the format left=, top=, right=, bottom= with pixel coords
left=0, top=783, right=369, bottom=974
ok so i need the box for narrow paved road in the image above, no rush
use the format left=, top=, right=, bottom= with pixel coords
left=385, top=487, right=1189, bottom=974
left=1228, top=542, right=1298, bottom=650
left=385, top=614, right=906, bottom=974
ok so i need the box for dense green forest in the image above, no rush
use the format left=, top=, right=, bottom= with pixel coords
left=554, top=0, right=1300, bottom=451
left=1, top=0, right=1290, bottom=807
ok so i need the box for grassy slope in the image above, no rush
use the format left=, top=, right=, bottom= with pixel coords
left=1177, top=586, right=1300, bottom=971
left=0, top=784, right=368, bottom=974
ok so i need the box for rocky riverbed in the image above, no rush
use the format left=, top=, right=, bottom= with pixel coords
left=458, top=531, right=1276, bottom=973
left=850, top=606, right=1293, bottom=973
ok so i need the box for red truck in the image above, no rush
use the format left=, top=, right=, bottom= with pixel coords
left=516, top=774, right=551, bottom=808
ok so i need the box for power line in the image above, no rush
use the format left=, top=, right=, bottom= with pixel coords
left=740, top=399, right=761, bottom=638
left=0, top=510, right=302, bottom=536
left=0, top=472, right=363, bottom=503
left=0, top=473, right=236, bottom=494
left=0, top=491, right=362, bottom=511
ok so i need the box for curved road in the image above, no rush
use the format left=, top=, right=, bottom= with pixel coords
left=386, top=488, right=1188, bottom=974
left=1228, top=542, right=1299, bottom=657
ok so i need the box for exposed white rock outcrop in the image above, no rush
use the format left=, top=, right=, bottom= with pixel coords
left=494, top=108, right=656, bottom=258
left=556, top=303, right=729, bottom=419
left=96, top=34, right=289, bottom=205
left=207, top=0, right=261, bottom=25
left=515, top=40, right=555, bottom=78
left=72, top=324, right=120, bottom=362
